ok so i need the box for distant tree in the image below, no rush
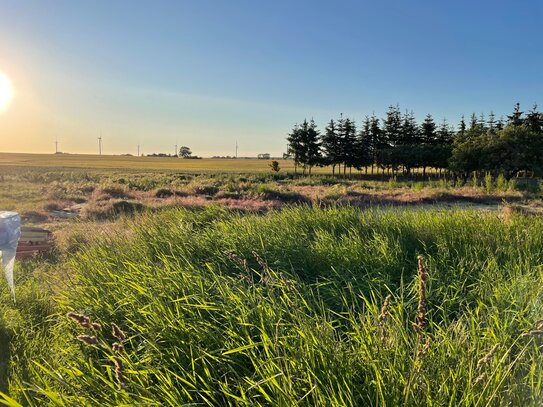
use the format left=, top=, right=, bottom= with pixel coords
left=257, top=153, right=271, bottom=159
left=433, top=119, right=454, bottom=173
left=395, top=110, right=420, bottom=175
left=269, top=160, right=280, bottom=172
left=421, top=114, right=437, bottom=144
left=507, top=102, right=524, bottom=126
left=458, top=115, right=467, bottom=139
left=525, top=103, right=543, bottom=133
left=401, top=110, right=420, bottom=145
left=469, top=113, right=478, bottom=130
left=304, top=119, right=322, bottom=175
left=487, top=111, right=496, bottom=135
left=288, top=119, right=321, bottom=176
left=383, top=104, right=402, bottom=147
left=341, top=117, right=357, bottom=177
left=356, top=116, right=374, bottom=174
left=287, top=124, right=304, bottom=175
left=179, top=146, right=192, bottom=158
left=321, top=119, right=341, bottom=176
left=369, top=114, right=383, bottom=175
left=381, top=105, right=402, bottom=174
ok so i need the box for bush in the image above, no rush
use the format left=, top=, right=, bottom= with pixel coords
left=484, top=172, right=493, bottom=194
left=496, top=173, right=507, bottom=192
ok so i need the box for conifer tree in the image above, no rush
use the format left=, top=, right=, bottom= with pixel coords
left=421, top=114, right=437, bottom=144
left=383, top=105, right=402, bottom=147
left=286, top=124, right=304, bottom=175
left=341, top=117, right=357, bottom=177
left=507, top=103, right=524, bottom=126
left=525, top=103, right=543, bottom=133
left=321, top=119, right=341, bottom=176
left=302, top=119, right=321, bottom=175
left=369, top=114, right=382, bottom=175
left=487, top=112, right=496, bottom=135
left=357, top=116, right=373, bottom=174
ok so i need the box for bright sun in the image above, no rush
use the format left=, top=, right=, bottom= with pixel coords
left=0, top=72, right=13, bottom=110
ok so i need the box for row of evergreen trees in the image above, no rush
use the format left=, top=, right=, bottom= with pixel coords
left=286, top=103, right=543, bottom=179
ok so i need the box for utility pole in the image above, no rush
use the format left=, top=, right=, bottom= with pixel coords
left=175, top=143, right=178, bottom=157
left=235, top=141, right=238, bottom=158
left=137, top=144, right=140, bottom=157
left=55, top=138, right=58, bottom=154
left=98, top=135, right=102, bottom=156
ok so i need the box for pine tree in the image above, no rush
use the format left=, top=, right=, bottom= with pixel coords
left=436, top=119, right=453, bottom=144
left=507, top=102, right=524, bottom=126
left=383, top=105, right=402, bottom=147
left=357, top=116, right=373, bottom=174
left=487, top=111, right=496, bottom=135
left=300, top=119, right=321, bottom=175
left=401, top=110, right=420, bottom=145
left=421, top=114, right=437, bottom=144
left=419, top=114, right=437, bottom=177
left=341, top=117, right=357, bottom=177
left=286, top=124, right=304, bottom=175
left=458, top=115, right=467, bottom=140
left=525, top=103, right=543, bottom=133
left=469, top=113, right=478, bottom=130
left=369, top=114, right=382, bottom=175
left=321, top=119, right=341, bottom=176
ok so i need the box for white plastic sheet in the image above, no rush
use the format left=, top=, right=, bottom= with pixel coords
left=0, top=211, right=21, bottom=300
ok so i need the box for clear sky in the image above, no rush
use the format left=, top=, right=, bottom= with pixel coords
left=0, top=0, right=541, bottom=156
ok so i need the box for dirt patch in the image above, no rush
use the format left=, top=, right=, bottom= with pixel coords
left=92, top=186, right=134, bottom=201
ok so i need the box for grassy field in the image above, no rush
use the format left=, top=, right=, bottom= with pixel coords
left=2, top=206, right=543, bottom=405
left=0, top=160, right=538, bottom=225
left=0, top=152, right=452, bottom=175
left=0, top=153, right=300, bottom=172
left=0, top=158, right=542, bottom=405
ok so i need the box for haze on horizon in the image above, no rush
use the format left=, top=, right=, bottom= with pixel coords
left=0, top=0, right=541, bottom=157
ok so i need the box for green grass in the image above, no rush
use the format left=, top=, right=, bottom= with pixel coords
left=2, top=206, right=543, bottom=405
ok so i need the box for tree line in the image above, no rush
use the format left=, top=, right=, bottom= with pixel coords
left=286, top=103, right=543, bottom=179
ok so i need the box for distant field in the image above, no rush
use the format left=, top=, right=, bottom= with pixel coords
left=0, top=153, right=453, bottom=177
left=0, top=153, right=305, bottom=173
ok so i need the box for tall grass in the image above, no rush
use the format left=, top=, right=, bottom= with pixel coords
left=2, top=206, right=543, bottom=405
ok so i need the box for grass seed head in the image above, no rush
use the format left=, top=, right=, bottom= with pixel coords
left=112, top=342, right=125, bottom=353
left=477, top=342, right=501, bottom=371
left=75, top=335, right=98, bottom=346
left=113, top=356, right=125, bottom=389
left=111, top=322, right=127, bottom=342
left=67, top=312, right=92, bottom=329
left=225, top=251, right=253, bottom=283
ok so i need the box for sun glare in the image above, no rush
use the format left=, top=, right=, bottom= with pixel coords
left=0, top=72, right=13, bottom=110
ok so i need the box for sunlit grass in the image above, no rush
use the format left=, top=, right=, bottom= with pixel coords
left=1, top=206, right=543, bottom=405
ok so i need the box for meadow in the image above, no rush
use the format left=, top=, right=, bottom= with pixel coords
left=0, top=154, right=543, bottom=406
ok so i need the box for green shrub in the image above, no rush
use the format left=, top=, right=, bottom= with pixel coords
left=412, top=182, right=424, bottom=192
left=494, top=174, right=505, bottom=192
left=471, top=172, right=479, bottom=188
left=508, top=178, right=518, bottom=191
left=484, top=172, right=493, bottom=193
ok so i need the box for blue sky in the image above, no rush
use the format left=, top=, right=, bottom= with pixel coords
left=0, top=0, right=541, bottom=156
